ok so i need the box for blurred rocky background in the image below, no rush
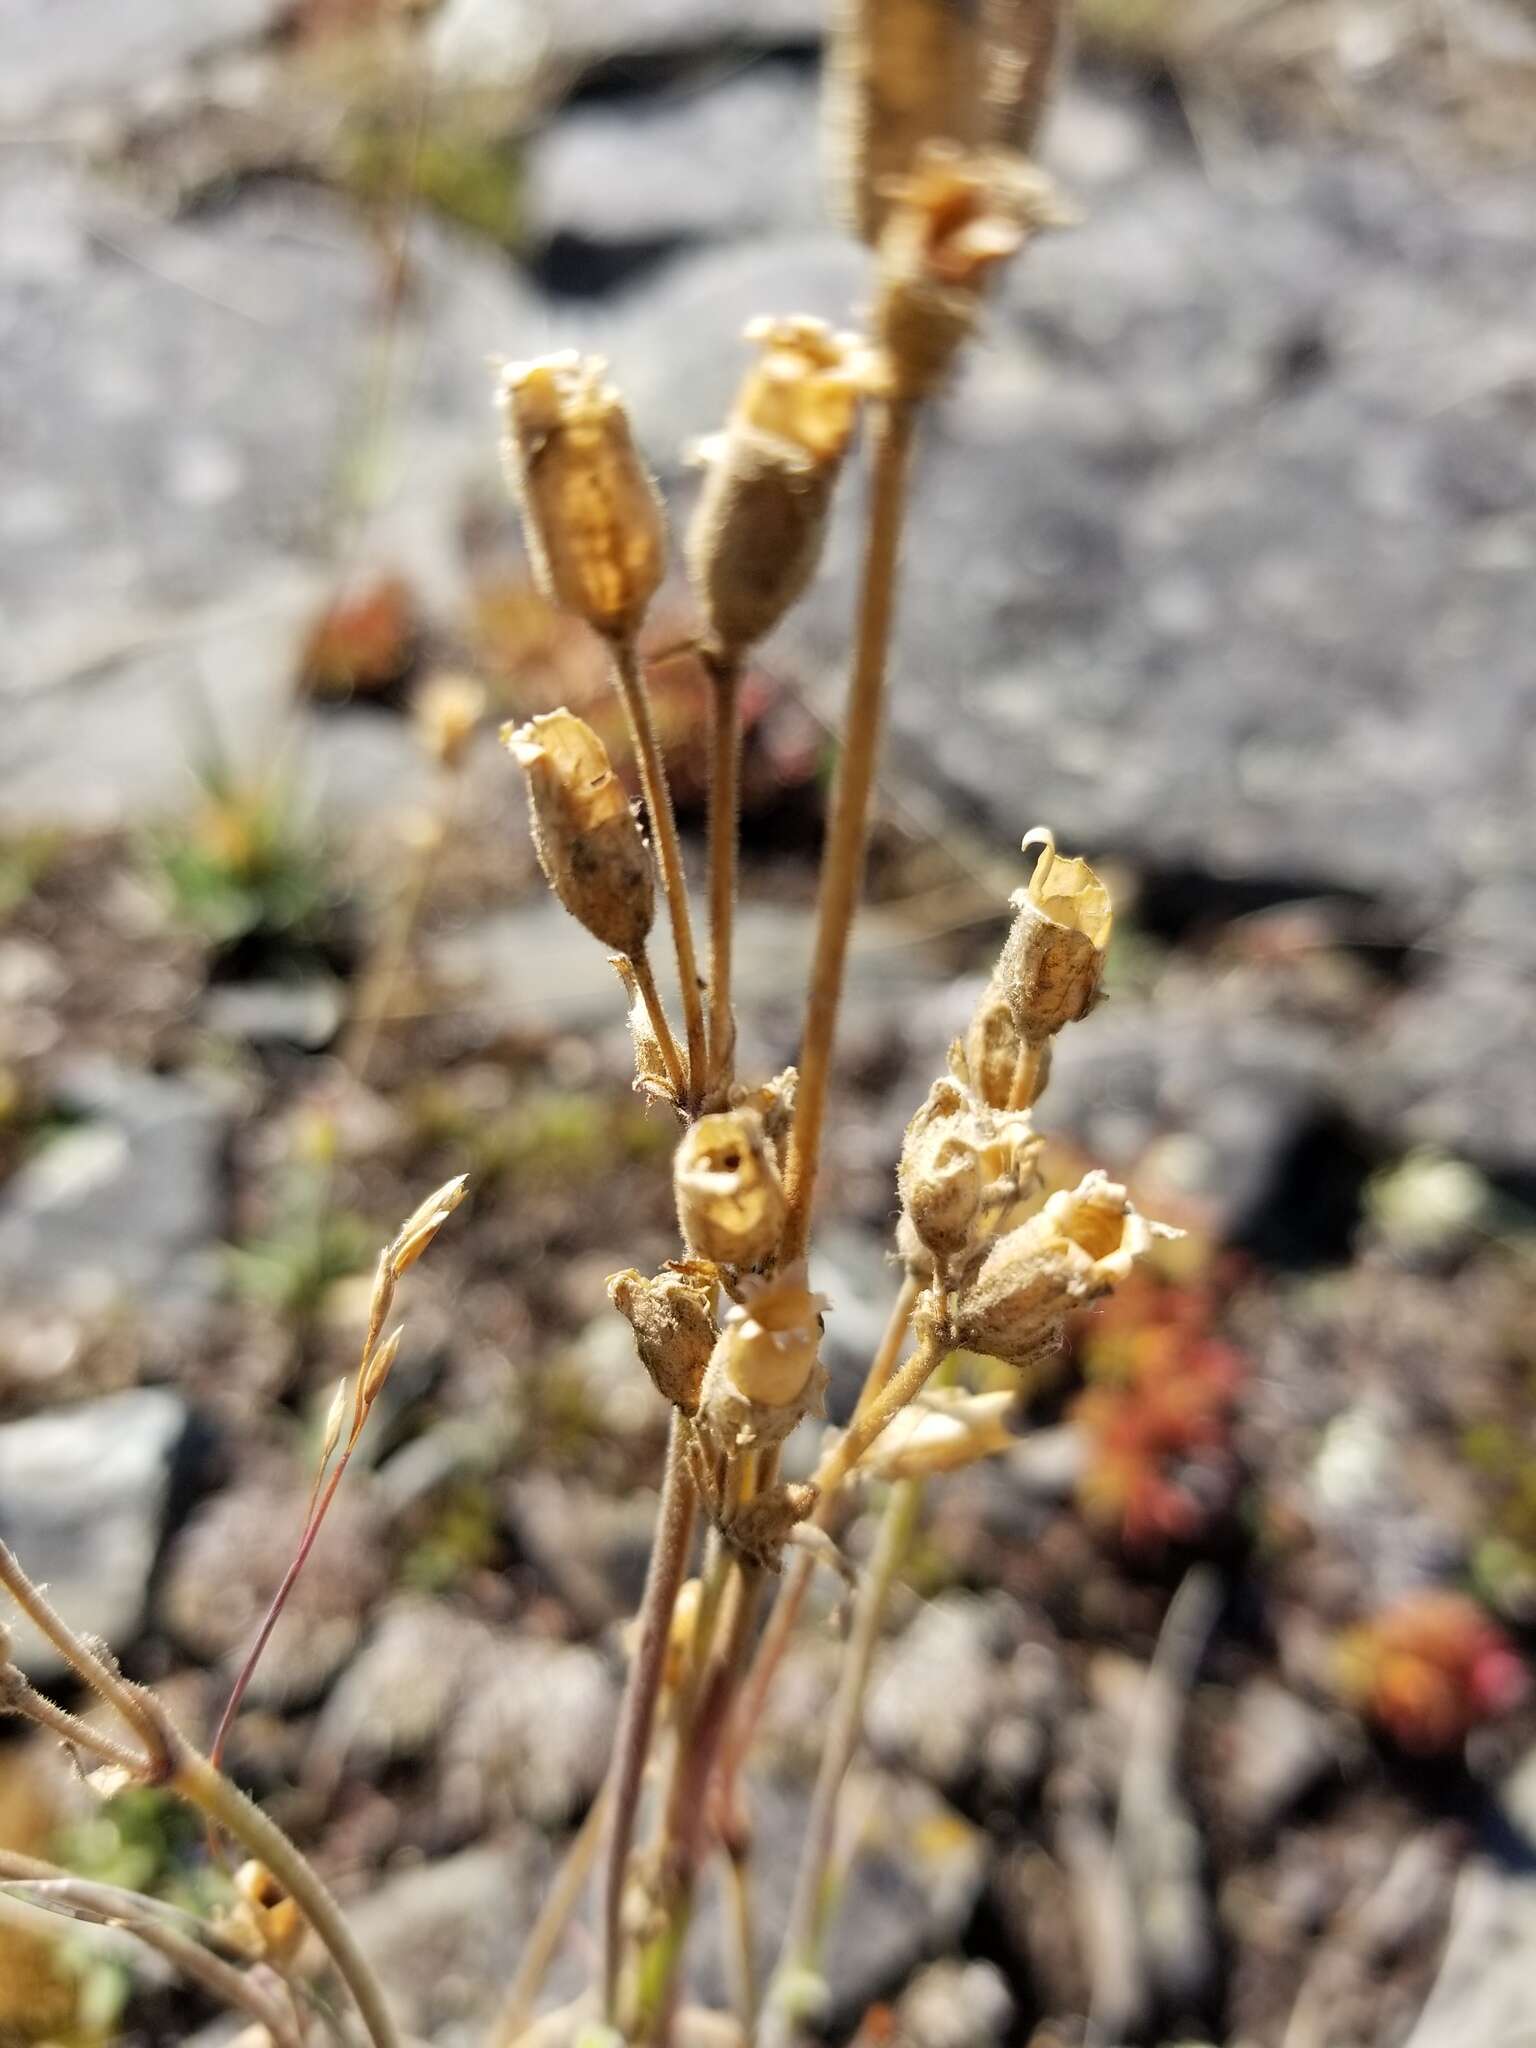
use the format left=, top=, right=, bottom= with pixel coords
left=2, top=0, right=1536, bottom=2043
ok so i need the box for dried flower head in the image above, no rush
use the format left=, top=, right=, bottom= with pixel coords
left=608, top=1262, right=718, bottom=1415
left=499, top=353, right=666, bottom=640
left=996, top=826, right=1113, bottom=1045
left=232, top=1861, right=304, bottom=1966
left=860, top=1386, right=1016, bottom=1480
left=950, top=975, right=1051, bottom=1109
left=689, top=319, right=871, bottom=658
left=898, top=1078, right=1043, bottom=1272
left=504, top=711, right=656, bottom=957
left=957, top=1171, right=1165, bottom=1367
left=876, top=142, right=1069, bottom=397
left=825, top=0, right=987, bottom=244
left=674, top=1109, right=787, bottom=1269
left=699, top=1269, right=829, bottom=1454
left=414, top=671, right=486, bottom=771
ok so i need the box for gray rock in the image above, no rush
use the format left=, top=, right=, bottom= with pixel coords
left=528, top=0, right=822, bottom=65
left=439, top=1635, right=618, bottom=1832
left=200, top=976, right=344, bottom=1050
left=508, top=1470, right=659, bottom=1628
left=0, top=0, right=281, bottom=125
left=1362, top=958, right=1536, bottom=1179
left=1227, top=1680, right=1347, bottom=1835
left=309, top=1596, right=498, bottom=1789
left=0, top=1061, right=231, bottom=1314
left=896, top=1957, right=1015, bottom=2048
left=0, top=1387, right=191, bottom=1681
left=526, top=64, right=821, bottom=253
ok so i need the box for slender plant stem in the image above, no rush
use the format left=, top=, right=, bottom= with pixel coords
left=851, top=1271, right=922, bottom=1418
left=173, top=1741, right=400, bottom=2048
left=0, top=1672, right=151, bottom=1779
left=759, top=1479, right=922, bottom=2048
left=0, top=1541, right=167, bottom=1773
left=492, top=1776, right=610, bottom=2048
left=604, top=1413, right=699, bottom=2023
left=721, top=1834, right=758, bottom=2034
left=341, top=800, right=440, bottom=1084
left=701, top=647, right=743, bottom=1101
left=610, top=636, right=708, bottom=1107
left=629, top=943, right=690, bottom=1105
left=780, top=398, right=917, bottom=1263
left=812, top=1311, right=948, bottom=1499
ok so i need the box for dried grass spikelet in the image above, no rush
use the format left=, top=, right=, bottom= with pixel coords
left=957, top=1171, right=1166, bottom=1367
left=825, top=0, right=987, bottom=244
left=688, top=318, right=870, bottom=659
left=876, top=141, right=1070, bottom=398
left=699, top=1268, right=829, bottom=1454
left=504, top=710, right=655, bottom=957
left=982, top=0, right=1065, bottom=153
left=996, top=825, right=1112, bottom=1045
left=898, top=1077, right=1042, bottom=1269
left=860, top=1386, right=1016, bottom=1479
left=608, top=1261, right=718, bottom=1415
left=498, top=352, right=665, bottom=640
left=414, top=670, right=486, bottom=771
left=674, top=1109, right=787, bottom=1269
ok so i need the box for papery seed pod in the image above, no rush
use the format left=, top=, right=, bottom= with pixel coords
left=731, top=1066, right=798, bottom=1164
left=414, top=671, right=486, bottom=771
left=876, top=142, right=1070, bottom=398
left=982, top=0, right=1065, bottom=154
left=898, top=1078, right=985, bottom=1262
left=234, top=1862, right=304, bottom=1966
left=949, top=976, right=1051, bottom=1109
left=504, top=711, right=656, bottom=957
left=608, top=1262, right=718, bottom=1415
left=996, top=826, right=1113, bottom=1045
left=825, top=0, right=987, bottom=245
left=860, top=1386, right=1016, bottom=1479
left=957, top=1171, right=1163, bottom=1367
left=699, top=1269, right=829, bottom=1455
left=674, top=1110, right=786, bottom=1268
left=499, top=353, right=666, bottom=640
left=688, top=318, right=869, bottom=659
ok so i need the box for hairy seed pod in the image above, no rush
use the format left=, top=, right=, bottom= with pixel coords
left=233, top=1862, right=304, bottom=1966
left=730, top=1066, right=798, bottom=1164
left=982, top=0, right=1065, bottom=154
left=608, top=1262, right=718, bottom=1415
left=825, top=0, right=986, bottom=245
left=688, top=318, right=869, bottom=659
left=504, top=711, right=655, bottom=957
left=876, top=143, right=1069, bottom=398
left=674, top=1110, right=786, bottom=1268
left=860, top=1386, right=1016, bottom=1480
left=949, top=979, right=1052, bottom=1109
left=898, top=1078, right=985, bottom=1262
left=956, top=1172, right=1163, bottom=1367
left=996, top=826, right=1113, bottom=1045
left=499, top=353, right=666, bottom=640
left=699, top=1270, right=829, bottom=1454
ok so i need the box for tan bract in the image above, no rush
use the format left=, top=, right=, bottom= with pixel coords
left=608, top=1264, right=719, bottom=1416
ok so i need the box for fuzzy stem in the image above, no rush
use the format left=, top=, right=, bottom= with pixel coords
left=0, top=1672, right=152, bottom=1780
left=604, top=1412, right=699, bottom=2023
left=812, top=1311, right=949, bottom=1499
left=702, top=647, right=743, bottom=1102
left=780, top=398, right=917, bottom=1263
left=630, top=943, right=690, bottom=1105
left=610, top=636, right=708, bottom=1108
left=172, top=1740, right=400, bottom=2048
left=759, top=1477, right=923, bottom=2048
left=492, top=1776, right=610, bottom=2048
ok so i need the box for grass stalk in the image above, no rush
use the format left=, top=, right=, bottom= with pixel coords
left=610, top=636, right=708, bottom=1107
left=780, top=397, right=918, bottom=1263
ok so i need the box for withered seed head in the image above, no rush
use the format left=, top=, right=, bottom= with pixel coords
left=876, top=142, right=1070, bottom=398
left=898, top=1076, right=1043, bottom=1273
left=688, top=318, right=871, bottom=659
left=608, top=1262, right=718, bottom=1415
left=498, top=352, right=666, bottom=640
left=699, top=1268, right=829, bottom=1454
left=825, top=0, right=987, bottom=245
left=504, top=710, right=655, bottom=957
left=673, top=1109, right=787, bottom=1269
left=996, top=825, right=1113, bottom=1045
left=949, top=975, right=1052, bottom=1109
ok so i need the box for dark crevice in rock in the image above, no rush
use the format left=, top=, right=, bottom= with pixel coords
left=563, top=42, right=821, bottom=108
left=1227, top=1103, right=1381, bottom=1270
left=529, top=226, right=692, bottom=297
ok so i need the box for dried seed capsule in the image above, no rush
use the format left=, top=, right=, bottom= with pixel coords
left=730, top=1065, right=798, bottom=1163
left=498, top=353, right=666, bottom=640
left=673, top=1109, right=786, bottom=1269
left=699, top=1269, right=829, bottom=1454
left=414, top=671, right=486, bottom=771
left=233, top=1862, right=304, bottom=1966
left=688, top=319, right=869, bottom=659
left=996, top=826, right=1113, bottom=1045
left=860, top=1386, right=1016, bottom=1479
left=899, top=1078, right=985, bottom=1263
left=876, top=142, right=1069, bottom=398
left=949, top=976, right=1050, bottom=1109
left=825, top=0, right=987, bottom=245
left=504, top=711, right=655, bottom=957
left=608, top=1262, right=718, bottom=1415
left=956, top=1171, right=1164, bottom=1368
